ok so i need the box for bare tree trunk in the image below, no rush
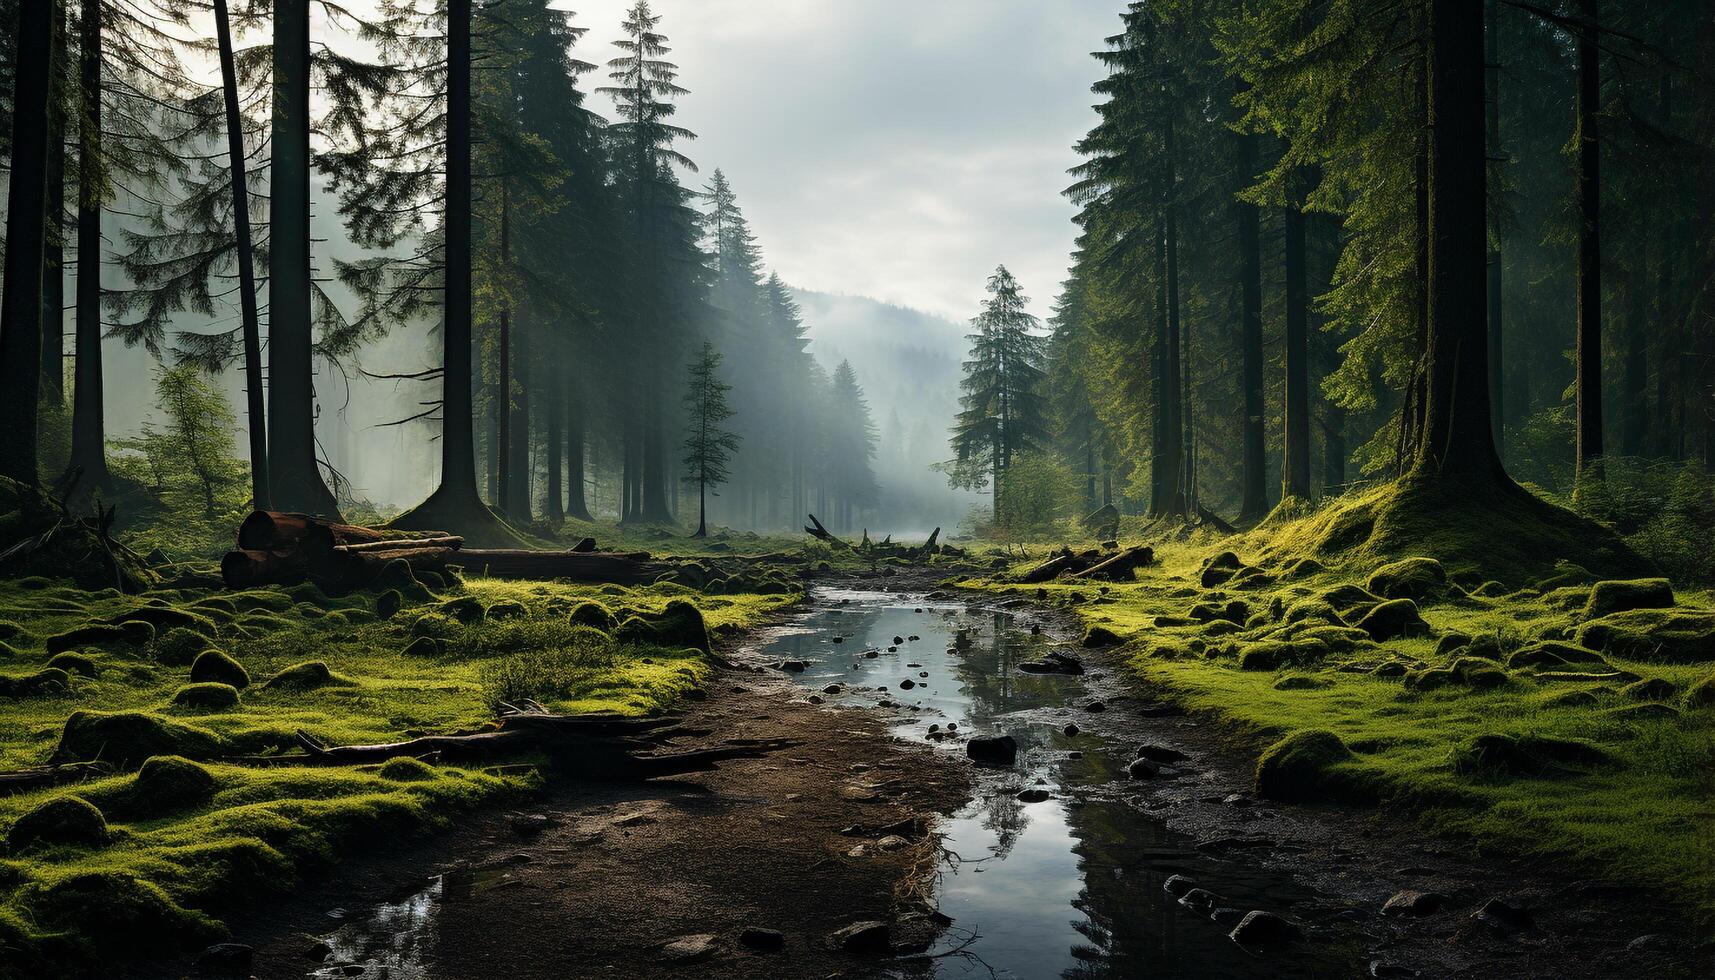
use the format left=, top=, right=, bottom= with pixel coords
left=1237, top=130, right=1267, bottom=520
left=67, top=0, right=106, bottom=492
left=1573, top=0, right=1602, bottom=480
left=1283, top=180, right=1312, bottom=499
left=544, top=361, right=563, bottom=523
left=1485, top=0, right=1504, bottom=456
left=0, top=0, right=54, bottom=484
left=40, top=1, right=66, bottom=407
left=566, top=387, right=592, bottom=521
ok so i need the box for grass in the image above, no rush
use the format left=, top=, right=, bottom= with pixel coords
left=960, top=485, right=1715, bottom=925
left=0, top=548, right=803, bottom=976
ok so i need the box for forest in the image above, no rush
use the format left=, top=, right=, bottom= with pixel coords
left=0, top=0, right=1709, bottom=978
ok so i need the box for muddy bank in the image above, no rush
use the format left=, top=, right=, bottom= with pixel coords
left=176, top=660, right=969, bottom=980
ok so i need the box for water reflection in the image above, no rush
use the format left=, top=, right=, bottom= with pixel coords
left=762, top=589, right=1365, bottom=979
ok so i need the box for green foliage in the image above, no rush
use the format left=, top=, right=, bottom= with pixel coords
left=945, top=266, right=1049, bottom=506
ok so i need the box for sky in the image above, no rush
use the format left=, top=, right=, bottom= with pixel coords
left=566, top=0, right=1124, bottom=323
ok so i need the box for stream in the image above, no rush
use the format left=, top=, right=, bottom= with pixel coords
left=757, top=586, right=1370, bottom=979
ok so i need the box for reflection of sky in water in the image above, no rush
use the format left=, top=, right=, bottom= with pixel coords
left=763, top=590, right=1365, bottom=980
left=311, top=868, right=514, bottom=979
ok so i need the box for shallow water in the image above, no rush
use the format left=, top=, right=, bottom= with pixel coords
left=759, top=587, right=1368, bottom=979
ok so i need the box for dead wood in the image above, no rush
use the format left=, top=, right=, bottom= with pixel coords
left=1068, top=545, right=1155, bottom=581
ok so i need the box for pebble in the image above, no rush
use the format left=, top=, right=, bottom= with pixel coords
left=739, top=927, right=786, bottom=952
left=1381, top=890, right=1447, bottom=917
left=661, top=933, right=719, bottom=963
left=1228, top=910, right=1303, bottom=946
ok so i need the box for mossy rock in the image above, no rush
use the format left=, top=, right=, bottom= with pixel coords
left=375, top=589, right=405, bottom=621
left=0, top=667, right=72, bottom=698
left=45, top=623, right=147, bottom=655
left=487, top=599, right=529, bottom=619
left=172, top=682, right=240, bottom=710
left=1255, top=730, right=1360, bottom=802
left=1508, top=641, right=1608, bottom=670
left=1371, top=660, right=1412, bottom=678
left=568, top=601, right=616, bottom=631
left=1535, top=561, right=1596, bottom=591
left=1282, top=597, right=1345, bottom=628
left=1577, top=609, right=1715, bottom=664
left=1281, top=558, right=1325, bottom=579
left=45, top=652, right=99, bottom=677
left=189, top=650, right=250, bottom=690
left=110, top=605, right=216, bottom=636
left=1273, top=674, right=1332, bottom=691
left=152, top=626, right=216, bottom=666
left=1543, top=586, right=1592, bottom=611
left=409, top=611, right=461, bottom=641
left=402, top=636, right=445, bottom=657
left=119, top=756, right=218, bottom=818
left=1434, top=633, right=1473, bottom=657
left=1355, top=599, right=1429, bottom=641
left=377, top=757, right=439, bottom=782
left=438, top=596, right=487, bottom=624
left=7, top=796, right=109, bottom=853
left=1403, top=666, right=1455, bottom=691
left=262, top=661, right=346, bottom=691
left=1199, top=551, right=1244, bottom=587
left=375, top=558, right=435, bottom=600
left=1366, top=557, right=1446, bottom=601
left=1237, top=640, right=1321, bottom=671
left=1685, top=674, right=1715, bottom=710
left=1451, top=733, right=1608, bottom=777
left=1581, top=578, right=1674, bottom=620
left=1319, top=583, right=1383, bottom=615
left=30, top=870, right=223, bottom=959
left=1541, top=688, right=1600, bottom=709
left=1620, top=677, right=1677, bottom=702
left=614, top=600, right=711, bottom=653
left=1190, top=599, right=1250, bottom=625
left=188, top=596, right=238, bottom=614
left=1449, top=657, right=1509, bottom=689
left=1605, top=702, right=1681, bottom=722
left=52, top=711, right=227, bottom=767
left=1081, top=625, right=1122, bottom=648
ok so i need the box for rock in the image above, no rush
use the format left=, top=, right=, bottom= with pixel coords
left=1200, top=551, right=1245, bottom=587
left=1063, top=723, right=1080, bottom=736
left=1255, top=729, right=1356, bottom=802
left=966, top=734, right=1017, bottom=766
left=6, top=795, right=109, bottom=852
left=1228, top=910, right=1303, bottom=946
left=1356, top=599, right=1429, bottom=641
left=1019, top=651, right=1085, bottom=675
left=661, top=933, right=719, bottom=963
left=777, top=659, right=808, bottom=672
left=1127, top=758, right=1161, bottom=779
left=829, top=920, right=891, bottom=954
left=302, top=939, right=333, bottom=961
left=1470, top=897, right=1533, bottom=931
left=1369, top=960, right=1420, bottom=978
left=1620, top=677, right=1677, bottom=702
left=1381, top=889, right=1448, bottom=917
left=1162, top=874, right=1198, bottom=898
left=1452, top=733, right=1608, bottom=777
left=1366, top=558, right=1446, bottom=601
left=189, top=650, right=250, bottom=690
left=1582, top=578, right=1674, bottom=619
left=616, top=601, right=711, bottom=652
left=739, top=927, right=785, bottom=952
left=807, top=695, right=823, bottom=704
left=899, top=679, right=916, bottom=689
left=172, top=682, right=240, bottom=710
left=262, top=660, right=342, bottom=691
left=1085, top=700, right=1107, bottom=713
left=1178, top=888, right=1220, bottom=914
left=194, top=943, right=254, bottom=976
left=1136, top=744, right=1188, bottom=764
left=1081, top=625, right=1122, bottom=648
left=1577, top=608, right=1715, bottom=664
left=52, top=710, right=226, bottom=768
left=44, top=652, right=99, bottom=678
left=1016, top=788, right=1051, bottom=803
left=511, top=813, right=550, bottom=836
left=571, top=537, right=597, bottom=552
left=119, top=756, right=218, bottom=818
left=876, top=834, right=910, bottom=850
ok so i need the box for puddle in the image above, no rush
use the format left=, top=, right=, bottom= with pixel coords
left=310, top=867, right=515, bottom=979
left=759, top=587, right=1369, bottom=979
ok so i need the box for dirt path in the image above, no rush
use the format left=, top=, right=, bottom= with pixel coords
left=209, top=662, right=969, bottom=980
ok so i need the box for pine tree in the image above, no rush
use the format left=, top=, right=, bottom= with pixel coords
left=946, top=266, right=1048, bottom=516
left=828, top=360, right=878, bottom=531
left=0, top=0, right=53, bottom=484
left=680, top=341, right=740, bottom=537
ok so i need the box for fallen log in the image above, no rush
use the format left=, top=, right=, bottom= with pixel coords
left=804, top=514, right=848, bottom=548
left=0, top=761, right=115, bottom=795
left=220, top=548, right=310, bottom=589
left=1068, top=545, right=1155, bottom=581
left=335, top=534, right=463, bottom=554
left=1019, top=551, right=1077, bottom=584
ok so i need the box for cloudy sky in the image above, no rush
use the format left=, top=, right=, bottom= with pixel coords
left=567, top=0, right=1124, bottom=323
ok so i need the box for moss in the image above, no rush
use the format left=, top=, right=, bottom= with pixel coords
left=1366, top=557, right=1446, bottom=601
left=1507, top=640, right=1608, bottom=670
left=1255, top=730, right=1362, bottom=802
left=1620, top=677, right=1677, bottom=702
left=1281, top=558, right=1325, bottom=579
left=375, top=588, right=404, bottom=620
left=1403, top=666, right=1455, bottom=691
left=378, top=757, right=439, bottom=782
left=1081, top=624, right=1122, bottom=647
left=1582, top=578, right=1675, bottom=619
left=1282, top=596, right=1344, bottom=627
left=152, top=626, right=216, bottom=666
left=110, top=605, right=216, bottom=636
left=567, top=601, right=616, bottom=631
left=1237, top=641, right=1304, bottom=671
left=0, top=667, right=72, bottom=698
left=28, top=871, right=224, bottom=960
left=1577, top=608, right=1715, bottom=663
left=44, top=652, right=99, bottom=677
left=438, top=596, right=487, bottom=624
left=44, top=623, right=139, bottom=654
left=52, top=711, right=228, bottom=767
left=116, top=756, right=219, bottom=818
left=402, top=636, right=444, bottom=657
left=1354, top=599, right=1429, bottom=641
left=1451, top=734, right=1609, bottom=778
left=261, top=661, right=347, bottom=691
left=1685, top=674, right=1715, bottom=710
left=189, top=650, right=250, bottom=690
left=172, top=682, right=240, bottom=710
left=1273, top=674, right=1332, bottom=691
left=6, top=796, right=109, bottom=853
left=409, top=611, right=461, bottom=641
left=1199, top=551, right=1244, bottom=587
left=486, top=599, right=529, bottom=619
left=1605, top=703, right=1681, bottom=722
left=614, top=600, right=710, bottom=653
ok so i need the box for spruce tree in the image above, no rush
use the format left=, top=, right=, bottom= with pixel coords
left=680, top=341, right=740, bottom=538
left=946, top=266, right=1048, bottom=517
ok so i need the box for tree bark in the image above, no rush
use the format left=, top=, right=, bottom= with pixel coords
left=1413, top=0, right=1505, bottom=480
left=1237, top=131, right=1267, bottom=520
left=1282, top=181, right=1312, bottom=500
left=67, top=0, right=106, bottom=491
left=40, top=1, right=66, bottom=407
left=214, top=0, right=269, bottom=510
left=566, top=387, right=592, bottom=521
left=1573, top=0, right=1602, bottom=480
left=507, top=306, right=532, bottom=520
left=544, top=361, right=563, bottom=523
left=1485, top=0, right=1504, bottom=456
left=268, top=0, right=337, bottom=516
left=0, top=0, right=54, bottom=484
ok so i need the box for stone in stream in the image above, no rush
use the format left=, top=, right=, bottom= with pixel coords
left=1128, top=758, right=1161, bottom=779
left=1178, top=887, right=1220, bottom=914
left=1381, top=889, right=1448, bottom=917
left=1136, top=744, right=1189, bottom=764
left=1019, top=651, right=1085, bottom=675
left=739, top=927, right=786, bottom=952
left=829, top=920, right=892, bottom=954
left=1085, top=700, right=1107, bottom=713
left=864, top=650, right=879, bottom=659
left=1016, top=788, right=1051, bottom=803
left=965, top=734, right=1018, bottom=766
left=899, top=679, right=916, bottom=690
left=194, top=943, right=254, bottom=976
left=893, top=635, right=905, bottom=645
left=823, top=684, right=843, bottom=694
left=1162, top=874, right=1198, bottom=898
left=777, top=659, right=808, bottom=672
left=1064, top=723, right=1080, bottom=736
left=661, top=933, right=720, bottom=963
left=1228, top=910, right=1303, bottom=946
left=1470, top=897, right=1534, bottom=931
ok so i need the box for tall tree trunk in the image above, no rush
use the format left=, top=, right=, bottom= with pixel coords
left=0, top=0, right=54, bottom=485
left=1485, top=0, right=1504, bottom=456
left=41, top=1, right=66, bottom=407
left=1620, top=252, right=1646, bottom=457
left=214, top=0, right=269, bottom=509
left=1282, top=183, right=1312, bottom=500
left=640, top=380, right=673, bottom=522
left=1414, top=0, right=1504, bottom=480
left=1651, top=75, right=1681, bottom=461
left=1237, top=131, right=1267, bottom=520
left=1163, top=117, right=1186, bottom=517
left=267, top=0, right=337, bottom=516
left=67, top=0, right=105, bottom=491
left=544, top=362, right=563, bottom=523
left=1154, top=217, right=1182, bottom=516
left=508, top=309, right=532, bottom=519
left=1408, top=9, right=1430, bottom=465
left=1573, top=0, right=1602, bottom=481
left=566, top=387, right=592, bottom=521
